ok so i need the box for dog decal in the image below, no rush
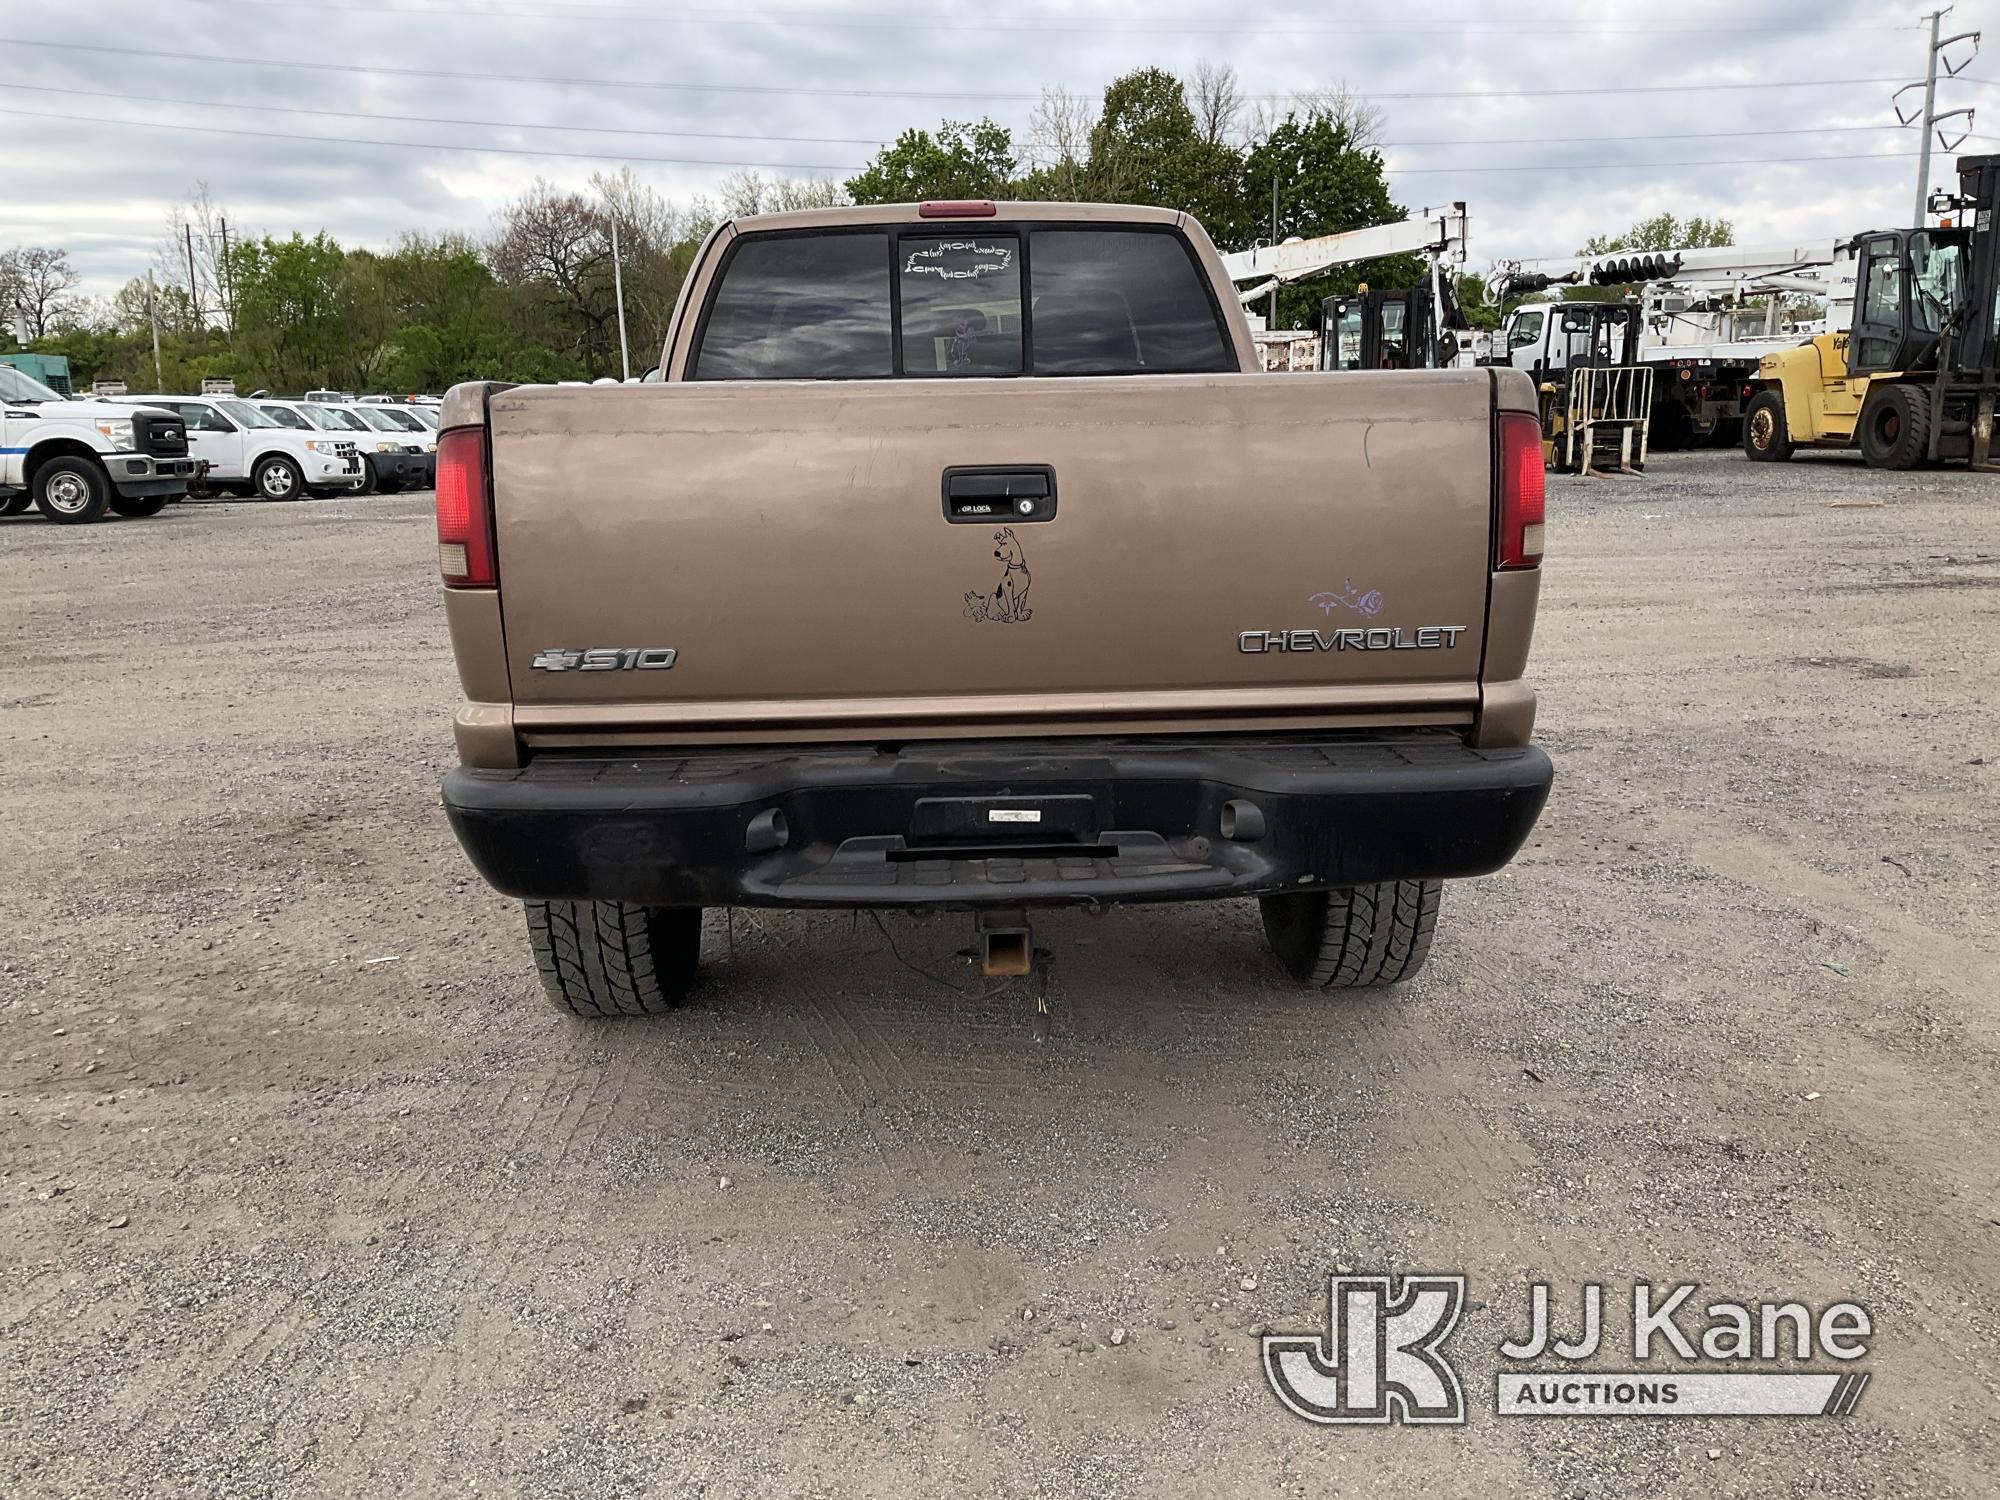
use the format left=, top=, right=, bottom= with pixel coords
left=963, top=526, right=1033, bottom=623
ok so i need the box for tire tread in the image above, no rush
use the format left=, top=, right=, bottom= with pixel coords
left=524, top=900, right=699, bottom=1018
left=1260, top=880, right=1442, bottom=989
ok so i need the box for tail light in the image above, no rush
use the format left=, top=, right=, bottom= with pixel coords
left=1497, top=410, right=1546, bottom=571
left=435, top=426, right=495, bottom=587
left=918, top=200, right=997, bottom=218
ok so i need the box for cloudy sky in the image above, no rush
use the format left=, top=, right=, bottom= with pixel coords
left=2, top=0, right=1991, bottom=300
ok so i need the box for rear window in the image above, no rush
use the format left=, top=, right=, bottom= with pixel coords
left=898, top=233, right=1022, bottom=375
left=1029, top=229, right=1230, bottom=375
left=689, top=224, right=1231, bottom=380
left=692, top=232, right=893, bottom=380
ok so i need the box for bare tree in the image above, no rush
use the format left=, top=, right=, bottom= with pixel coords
left=0, top=253, right=18, bottom=337
left=3, top=247, right=82, bottom=340
left=1249, top=80, right=1385, bottom=151
left=154, top=182, right=235, bottom=332
left=1024, top=85, right=1095, bottom=197
left=1189, top=61, right=1245, bottom=146
left=488, top=179, right=620, bottom=372
left=715, top=170, right=846, bottom=218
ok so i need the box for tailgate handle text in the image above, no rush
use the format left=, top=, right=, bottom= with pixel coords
left=943, top=465, right=1057, bottom=523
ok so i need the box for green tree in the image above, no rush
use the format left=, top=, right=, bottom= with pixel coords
left=375, top=233, right=517, bottom=390
left=226, top=233, right=356, bottom=391
left=846, top=120, right=1014, bottom=205
left=1079, top=68, right=1241, bottom=237
left=1453, top=272, right=1504, bottom=331
left=1580, top=212, right=1734, bottom=255
left=1239, top=112, right=1417, bottom=328
left=1566, top=212, right=1736, bottom=302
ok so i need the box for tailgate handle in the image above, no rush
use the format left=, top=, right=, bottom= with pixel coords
left=942, top=465, right=1057, bottom=523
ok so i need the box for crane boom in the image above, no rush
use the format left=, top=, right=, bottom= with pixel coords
left=1488, top=242, right=1837, bottom=301
left=1221, top=204, right=1469, bottom=305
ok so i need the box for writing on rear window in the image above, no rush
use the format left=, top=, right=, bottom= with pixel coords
left=690, top=224, right=1231, bottom=380
left=901, top=233, right=1023, bottom=375
left=903, top=240, right=1015, bottom=280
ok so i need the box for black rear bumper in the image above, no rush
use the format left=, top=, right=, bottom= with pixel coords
left=442, top=735, right=1553, bottom=910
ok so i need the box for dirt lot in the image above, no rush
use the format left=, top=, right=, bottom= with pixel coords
left=3, top=454, right=1996, bottom=1498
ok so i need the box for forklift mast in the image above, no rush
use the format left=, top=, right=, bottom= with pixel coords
left=1944, top=153, right=2000, bottom=377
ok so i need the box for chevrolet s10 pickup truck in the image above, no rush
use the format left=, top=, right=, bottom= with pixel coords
left=435, top=201, right=1553, bottom=1017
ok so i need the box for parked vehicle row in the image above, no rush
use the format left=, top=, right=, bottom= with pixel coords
left=1, top=383, right=452, bottom=521
left=105, top=394, right=366, bottom=502
left=255, top=399, right=435, bottom=494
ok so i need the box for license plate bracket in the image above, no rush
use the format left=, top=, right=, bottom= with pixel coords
left=908, top=793, right=1099, bottom=843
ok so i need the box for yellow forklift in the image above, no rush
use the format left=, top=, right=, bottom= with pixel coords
left=1745, top=152, right=2000, bottom=470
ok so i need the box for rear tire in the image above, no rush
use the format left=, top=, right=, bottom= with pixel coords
left=1743, top=390, right=1794, bottom=462
left=1259, top=880, right=1442, bottom=989
left=109, top=494, right=169, bottom=518
left=1859, top=384, right=1930, bottom=470
left=1, top=493, right=32, bottom=516
left=32, top=456, right=110, bottom=524
left=525, top=900, right=702, bottom=1018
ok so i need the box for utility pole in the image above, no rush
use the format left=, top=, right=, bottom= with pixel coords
left=185, top=222, right=203, bottom=328
left=610, top=217, right=631, bottom=381
left=146, top=271, right=164, bottom=388
left=1266, top=176, right=1279, bottom=335
left=1897, top=7, right=1981, bottom=226
left=218, top=217, right=234, bottom=342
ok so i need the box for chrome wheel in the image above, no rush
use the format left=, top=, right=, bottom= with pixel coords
left=260, top=464, right=294, bottom=499
left=42, top=470, right=92, bottom=515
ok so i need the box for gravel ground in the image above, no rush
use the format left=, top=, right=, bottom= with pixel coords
left=3, top=454, right=1997, bottom=1498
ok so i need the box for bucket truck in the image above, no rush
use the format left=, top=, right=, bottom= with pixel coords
left=1484, top=242, right=1840, bottom=452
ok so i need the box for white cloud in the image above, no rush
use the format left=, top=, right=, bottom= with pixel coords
left=0, top=0, right=1976, bottom=297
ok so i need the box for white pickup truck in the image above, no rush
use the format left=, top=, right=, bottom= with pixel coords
left=1, top=364, right=195, bottom=524
left=114, top=394, right=364, bottom=501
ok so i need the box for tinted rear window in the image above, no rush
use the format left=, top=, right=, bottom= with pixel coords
left=1030, top=230, right=1230, bottom=375
left=898, top=233, right=1023, bottom=376
left=691, top=224, right=1231, bottom=380
left=692, top=232, right=893, bottom=380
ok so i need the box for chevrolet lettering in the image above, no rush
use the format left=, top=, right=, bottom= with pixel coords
left=1238, top=626, right=1468, bottom=653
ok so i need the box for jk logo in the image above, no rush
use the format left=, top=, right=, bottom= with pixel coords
left=1263, top=1274, right=1467, bottom=1425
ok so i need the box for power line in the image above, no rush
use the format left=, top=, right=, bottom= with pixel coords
left=0, top=102, right=1959, bottom=186
left=1384, top=149, right=1926, bottom=175
left=0, top=38, right=1914, bottom=103
left=0, top=82, right=894, bottom=145
left=1383, top=124, right=1914, bottom=148
left=0, top=80, right=1921, bottom=156
left=218, top=0, right=1921, bottom=35
left=0, top=104, right=860, bottom=172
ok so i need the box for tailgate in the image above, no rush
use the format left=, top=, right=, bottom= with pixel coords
left=487, top=369, right=1498, bottom=742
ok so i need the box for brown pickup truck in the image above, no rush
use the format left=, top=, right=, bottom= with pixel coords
left=435, top=200, right=1552, bottom=1017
